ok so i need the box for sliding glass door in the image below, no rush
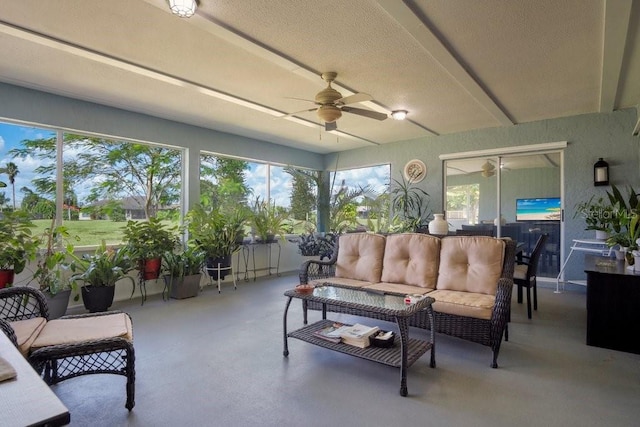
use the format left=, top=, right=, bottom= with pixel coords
left=445, top=150, right=562, bottom=279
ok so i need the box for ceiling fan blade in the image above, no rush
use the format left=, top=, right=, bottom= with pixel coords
left=325, top=121, right=337, bottom=131
left=338, top=93, right=372, bottom=105
left=341, top=106, right=388, bottom=121
left=279, top=107, right=318, bottom=118
left=285, top=96, right=318, bottom=104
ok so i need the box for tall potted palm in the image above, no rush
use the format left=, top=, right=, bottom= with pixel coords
left=122, top=217, right=179, bottom=280
left=0, top=210, right=40, bottom=288
left=68, top=241, right=135, bottom=312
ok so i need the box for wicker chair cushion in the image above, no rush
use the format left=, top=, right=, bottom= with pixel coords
left=32, top=313, right=132, bottom=349
left=513, top=264, right=527, bottom=280
left=380, top=233, right=440, bottom=289
left=309, top=277, right=373, bottom=288
left=428, top=289, right=495, bottom=320
left=364, top=282, right=434, bottom=295
left=335, top=233, right=386, bottom=283
left=437, top=236, right=505, bottom=295
left=8, top=317, right=47, bottom=356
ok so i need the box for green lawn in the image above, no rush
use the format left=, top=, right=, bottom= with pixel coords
left=32, top=219, right=179, bottom=247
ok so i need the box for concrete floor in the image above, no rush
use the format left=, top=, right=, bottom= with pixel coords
left=53, top=273, right=640, bottom=427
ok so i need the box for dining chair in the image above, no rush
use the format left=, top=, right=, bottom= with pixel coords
left=513, top=233, right=548, bottom=319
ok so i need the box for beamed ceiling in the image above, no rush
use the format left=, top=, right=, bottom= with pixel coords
left=0, top=0, right=638, bottom=154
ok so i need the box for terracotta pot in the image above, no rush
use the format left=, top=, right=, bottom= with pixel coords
left=0, top=269, right=15, bottom=289
left=140, top=257, right=162, bottom=280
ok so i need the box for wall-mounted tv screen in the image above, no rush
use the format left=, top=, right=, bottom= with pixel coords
left=516, top=197, right=561, bottom=221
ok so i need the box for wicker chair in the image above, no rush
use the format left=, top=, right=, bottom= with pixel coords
left=299, top=236, right=516, bottom=368
left=0, top=287, right=135, bottom=411
left=514, top=233, right=548, bottom=319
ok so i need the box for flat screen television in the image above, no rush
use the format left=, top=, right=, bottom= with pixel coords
left=516, top=197, right=561, bottom=221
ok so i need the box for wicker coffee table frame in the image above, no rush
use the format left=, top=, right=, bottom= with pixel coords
left=0, top=287, right=136, bottom=411
left=283, top=286, right=435, bottom=397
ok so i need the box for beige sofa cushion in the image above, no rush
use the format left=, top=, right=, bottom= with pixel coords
left=335, top=233, right=386, bottom=283
left=437, top=236, right=505, bottom=295
left=32, top=313, right=133, bottom=349
left=428, top=289, right=496, bottom=320
left=9, top=317, right=47, bottom=356
left=381, top=233, right=440, bottom=289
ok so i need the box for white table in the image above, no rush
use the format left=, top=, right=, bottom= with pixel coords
left=0, top=332, right=70, bottom=426
left=556, top=239, right=611, bottom=292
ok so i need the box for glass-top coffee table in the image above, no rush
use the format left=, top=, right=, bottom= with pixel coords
left=283, top=284, right=435, bottom=396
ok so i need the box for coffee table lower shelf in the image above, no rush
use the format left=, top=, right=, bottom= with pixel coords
left=287, top=319, right=432, bottom=368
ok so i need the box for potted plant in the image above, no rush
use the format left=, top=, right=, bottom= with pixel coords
left=162, top=245, right=205, bottom=299
left=29, top=221, right=78, bottom=318
left=389, top=176, right=432, bottom=232
left=0, top=210, right=40, bottom=288
left=122, top=217, right=179, bottom=280
left=187, top=203, right=248, bottom=280
left=68, top=241, right=135, bottom=312
left=574, top=196, right=613, bottom=240
left=250, top=197, right=288, bottom=242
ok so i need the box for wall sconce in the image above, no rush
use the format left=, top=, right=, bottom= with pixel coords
left=593, top=158, right=609, bottom=186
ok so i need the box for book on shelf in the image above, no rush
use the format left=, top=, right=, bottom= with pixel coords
left=313, top=322, right=351, bottom=343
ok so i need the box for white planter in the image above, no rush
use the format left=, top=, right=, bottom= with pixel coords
left=428, top=214, right=448, bottom=235
left=595, top=230, right=609, bottom=241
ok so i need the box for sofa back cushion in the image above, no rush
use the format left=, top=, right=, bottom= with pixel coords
left=335, top=233, right=386, bottom=283
left=381, top=233, right=440, bottom=288
left=436, top=236, right=505, bottom=295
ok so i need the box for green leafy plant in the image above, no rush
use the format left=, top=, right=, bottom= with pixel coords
left=122, top=217, right=179, bottom=261
left=0, top=210, right=40, bottom=274
left=187, top=203, right=248, bottom=259
left=68, top=241, right=135, bottom=288
left=163, top=245, right=205, bottom=278
left=389, top=176, right=432, bottom=231
left=30, top=220, right=78, bottom=295
left=573, top=196, right=614, bottom=232
left=250, top=197, right=288, bottom=242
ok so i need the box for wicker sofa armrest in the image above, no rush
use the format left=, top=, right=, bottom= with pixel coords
left=299, top=258, right=338, bottom=284
left=0, top=318, right=18, bottom=348
left=0, top=287, right=50, bottom=322
left=491, top=278, right=514, bottom=333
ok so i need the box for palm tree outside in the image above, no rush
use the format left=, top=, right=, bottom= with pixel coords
left=0, top=162, right=19, bottom=210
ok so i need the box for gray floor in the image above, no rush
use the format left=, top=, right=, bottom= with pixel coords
left=53, top=273, right=640, bottom=427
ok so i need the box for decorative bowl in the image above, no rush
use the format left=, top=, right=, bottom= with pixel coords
left=295, top=284, right=315, bottom=294
left=370, top=330, right=395, bottom=348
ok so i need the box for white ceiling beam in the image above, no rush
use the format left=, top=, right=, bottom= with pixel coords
left=376, top=0, right=513, bottom=127
left=599, top=0, right=633, bottom=112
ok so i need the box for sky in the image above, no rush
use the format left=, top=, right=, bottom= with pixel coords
left=0, top=122, right=390, bottom=208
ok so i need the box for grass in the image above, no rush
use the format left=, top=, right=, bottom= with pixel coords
left=31, top=219, right=179, bottom=247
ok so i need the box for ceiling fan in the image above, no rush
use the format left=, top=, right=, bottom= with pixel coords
left=481, top=160, right=496, bottom=177
left=283, top=72, right=388, bottom=131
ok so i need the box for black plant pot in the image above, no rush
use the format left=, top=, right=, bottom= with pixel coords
left=206, top=255, right=232, bottom=280
left=81, top=285, right=115, bottom=313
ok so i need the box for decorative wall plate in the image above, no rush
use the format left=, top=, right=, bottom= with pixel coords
left=403, top=159, right=426, bottom=183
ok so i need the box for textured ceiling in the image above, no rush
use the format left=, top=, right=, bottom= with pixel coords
left=0, top=0, right=638, bottom=155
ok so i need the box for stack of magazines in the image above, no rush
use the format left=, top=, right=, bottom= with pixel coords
left=313, top=322, right=380, bottom=348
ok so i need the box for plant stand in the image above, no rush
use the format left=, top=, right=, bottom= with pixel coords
left=205, top=263, right=237, bottom=293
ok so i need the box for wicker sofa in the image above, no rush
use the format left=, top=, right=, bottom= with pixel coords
left=299, top=232, right=516, bottom=368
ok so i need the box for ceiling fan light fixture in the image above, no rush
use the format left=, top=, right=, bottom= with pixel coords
left=391, top=110, right=408, bottom=120
left=169, top=0, right=197, bottom=18
left=317, top=105, right=342, bottom=123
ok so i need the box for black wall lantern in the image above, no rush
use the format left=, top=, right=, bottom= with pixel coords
left=594, top=158, right=609, bottom=186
